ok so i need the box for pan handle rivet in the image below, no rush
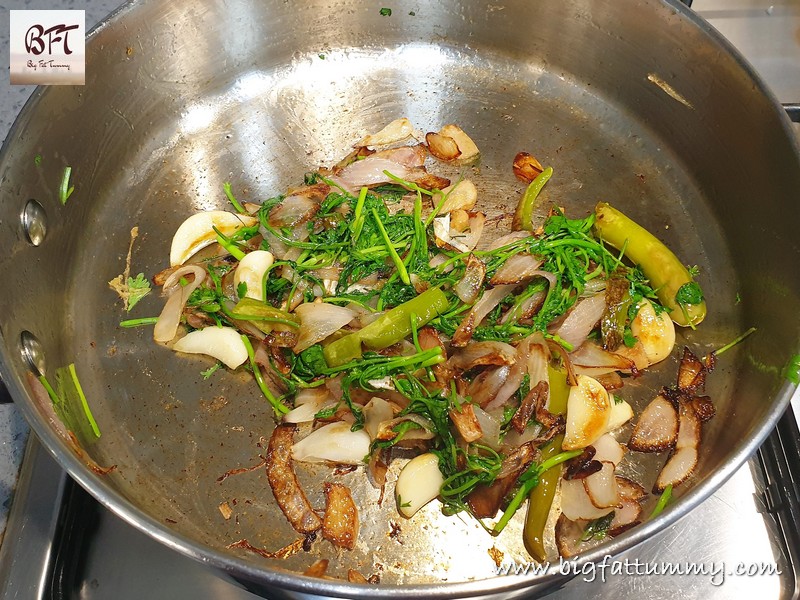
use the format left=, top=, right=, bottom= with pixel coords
left=21, top=200, right=47, bottom=246
left=19, top=331, right=45, bottom=376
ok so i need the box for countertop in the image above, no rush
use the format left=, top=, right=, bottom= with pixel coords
left=0, top=0, right=798, bottom=545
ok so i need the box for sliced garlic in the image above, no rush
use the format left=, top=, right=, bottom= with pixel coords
left=438, top=179, right=478, bottom=214
left=233, top=250, right=274, bottom=301
left=563, top=375, right=612, bottom=450
left=630, top=299, right=675, bottom=366
left=172, top=326, right=247, bottom=369
left=355, top=118, right=415, bottom=148
left=169, top=211, right=258, bottom=266
left=439, top=124, right=480, bottom=165
left=291, top=422, right=371, bottom=465
left=395, top=453, right=444, bottom=518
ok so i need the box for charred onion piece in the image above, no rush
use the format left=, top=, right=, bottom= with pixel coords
left=304, top=559, right=330, bottom=578
left=628, top=393, right=679, bottom=453
left=322, top=483, right=359, bottom=551
left=677, top=346, right=707, bottom=392
left=265, top=425, right=322, bottom=534
left=449, top=403, right=483, bottom=443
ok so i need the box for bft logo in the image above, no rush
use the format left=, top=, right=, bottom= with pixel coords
left=25, top=23, right=80, bottom=56
left=10, top=10, right=85, bottom=85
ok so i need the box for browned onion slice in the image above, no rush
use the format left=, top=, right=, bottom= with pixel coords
left=571, top=342, right=637, bottom=377
left=322, top=483, right=359, bottom=551
left=628, top=394, right=679, bottom=453
left=453, top=254, right=486, bottom=304
left=449, top=403, right=483, bottom=443
left=265, top=425, right=322, bottom=534
left=552, top=293, right=607, bottom=351
left=677, top=346, right=707, bottom=392
left=154, top=264, right=207, bottom=343
left=448, top=341, right=517, bottom=370
left=489, top=254, right=544, bottom=285
left=452, top=284, right=516, bottom=347
left=268, top=184, right=328, bottom=227
left=654, top=401, right=702, bottom=491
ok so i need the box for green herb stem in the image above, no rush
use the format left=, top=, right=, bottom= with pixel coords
left=371, top=207, right=410, bottom=285
left=241, top=334, right=289, bottom=416
left=650, top=484, right=673, bottom=518
left=223, top=182, right=246, bottom=214
left=119, top=317, right=160, bottom=328
left=59, top=166, right=75, bottom=205
left=68, top=363, right=101, bottom=438
left=492, top=449, right=582, bottom=534
left=214, top=226, right=246, bottom=261
left=714, top=326, right=757, bottom=357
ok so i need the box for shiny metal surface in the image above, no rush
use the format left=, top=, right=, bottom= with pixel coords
left=0, top=0, right=798, bottom=597
left=0, top=435, right=788, bottom=599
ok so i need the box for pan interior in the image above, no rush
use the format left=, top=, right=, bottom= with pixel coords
left=55, top=41, right=739, bottom=583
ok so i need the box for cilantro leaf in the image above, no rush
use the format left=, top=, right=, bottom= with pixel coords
left=126, top=273, right=152, bottom=311
left=675, top=281, right=704, bottom=306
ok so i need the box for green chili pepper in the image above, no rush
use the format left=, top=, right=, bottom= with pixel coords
left=593, top=202, right=706, bottom=328
left=323, top=287, right=448, bottom=367
left=513, top=166, right=553, bottom=231
left=523, top=365, right=570, bottom=561
left=229, top=297, right=299, bottom=333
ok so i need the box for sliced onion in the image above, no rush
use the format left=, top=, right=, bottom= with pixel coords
left=449, top=403, right=483, bottom=443
left=333, top=151, right=422, bottom=192
left=460, top=212, right=485, bottom=252
left=291, top=421, right=371, bottom=465
left=453, top=256, right=485, bottom=305
left=487, top=230, right=532, bottom=251
left=500, top=290, right=546, bottom=325
left=268, top=194, right=319, bottom=228
left=376, top=414, right=435, bottom=442
left=292, top=302, right=355, bottom=353
left=490, top=254, right=544, bottom=285
left=472, top=405, right=502, bottom=450
left=553, top=293, right=606, bottom=351
left=284, top=388, right=335, bottom=424
left=465, top=365, right=511, bottom=408
left=452, top=284, right=516, bottom=347
left=154, top=265, right=206, bottom=343
left=363, top=397, right=395, bottom=440
left=448, top=341, right=516, bottom=370
left=571, top=342, right=636, bottom=377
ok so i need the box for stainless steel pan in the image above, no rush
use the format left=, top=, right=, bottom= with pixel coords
left=1, top=0, right=799, bottom=597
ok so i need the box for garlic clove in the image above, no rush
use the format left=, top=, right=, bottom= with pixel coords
left=630, top=299, right=675, bottom=366
left=395, top=453, right=444, bottom=518
left=233, top=250, right=274, bottom=301
left=563, top=375, right=612, bottom=450
left=172, top=326, right=247, bottom=369
left=170, top=211, right=258, bottom=266
left=291, top=422, right=371, bottom=465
